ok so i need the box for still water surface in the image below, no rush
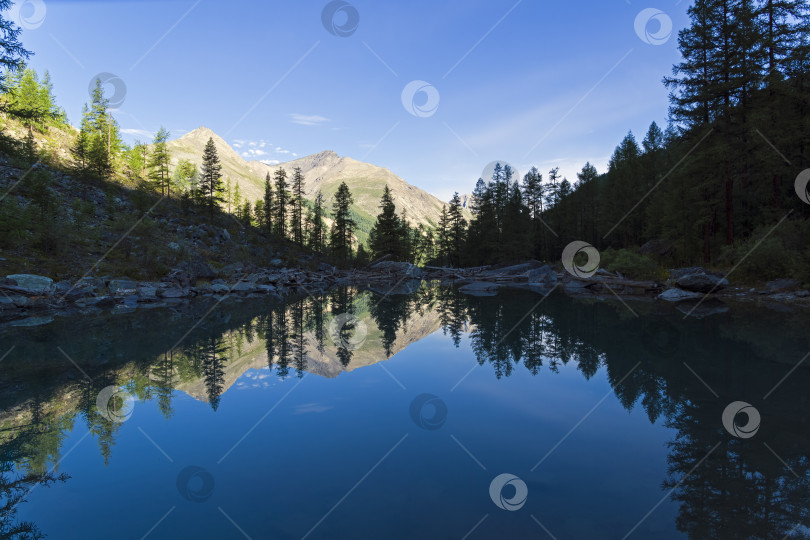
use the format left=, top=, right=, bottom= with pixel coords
left=1, top=285, right=808, bottom=539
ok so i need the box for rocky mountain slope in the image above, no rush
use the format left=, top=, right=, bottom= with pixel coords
left=168, top=127, right=456, bottom=234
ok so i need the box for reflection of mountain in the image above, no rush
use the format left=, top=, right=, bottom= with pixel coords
left=176, top=301, right=444, bottom=401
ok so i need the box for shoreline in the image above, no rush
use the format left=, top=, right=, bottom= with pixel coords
left=3, top=261, right=808, bottom=328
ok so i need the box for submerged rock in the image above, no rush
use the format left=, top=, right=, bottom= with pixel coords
left=8, top=316, right=54, bottom=327
left=675, top=299, right=729, bottom=319
left=459, top=282, right=500, bottom=296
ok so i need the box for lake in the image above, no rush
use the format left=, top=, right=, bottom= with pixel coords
left=1, top=284, right=808, bottom=539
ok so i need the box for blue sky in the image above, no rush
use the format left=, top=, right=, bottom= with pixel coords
left=16, top=0, right=690, bottom=201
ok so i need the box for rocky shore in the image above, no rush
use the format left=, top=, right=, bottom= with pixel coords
left=428, top=261, right=810, bottom=316
left=0, top=260, right=429, bottom=328
left=3, top=259, right=807, bottom=328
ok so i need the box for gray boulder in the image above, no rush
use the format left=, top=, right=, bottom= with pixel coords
left=5, top=274, right=53, bottom=294
left=675, top=272, right=728, bottom=293
left=527, top=265, right=558, bottom=288
left=108, top=278, right=137, bottom=295
left=231, top=281, right=257, bottom=293
left=658, top=288, right=702, bottom=302
left=212, top=283, right=230, bottom=293
left=766, top=278, right=800, bottom=292
left=159, top=288, right=186, bottom=298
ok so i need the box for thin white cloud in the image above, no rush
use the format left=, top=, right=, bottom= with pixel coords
left=260, top=159, right=280, bottom=165
left=290, top=113, right=330, bottom=126
left=121, top=128, right=154, bottom=139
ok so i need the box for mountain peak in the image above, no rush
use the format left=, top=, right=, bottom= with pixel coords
left=180, top=126, right=225, bottom=144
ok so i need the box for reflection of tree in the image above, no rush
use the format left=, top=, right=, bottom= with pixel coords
left=152, top=352, right=175, bottom=420
left=274, top=307, right=292, bottom=379
left=437, top=287, right=467, bottom=347
left=663, top=400, right=810, bottom=539
left=308, top=295, right=327, bottom=354
left=369, top=294, right=412, bottom=358
left=200, top=337, right=227, bottom=411
left=330, top=288, right=356, bottom=368
left=1, top=399, right=71, bottom=539
left=291, top=300, right=307, bottom=378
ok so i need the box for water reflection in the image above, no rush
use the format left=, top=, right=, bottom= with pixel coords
left=1, top=285, right=809, bottom=538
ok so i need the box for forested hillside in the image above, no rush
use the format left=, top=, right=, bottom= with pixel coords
left=433, top=0, right=809, bottom=284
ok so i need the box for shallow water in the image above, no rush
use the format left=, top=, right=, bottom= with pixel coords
left=1, top=285, right=808, bottom=539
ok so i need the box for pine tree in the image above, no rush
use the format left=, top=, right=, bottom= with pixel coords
left=148, top=127, right=171, bottom=196
left=290, top=166, right=305, bottom=245
left=199, top=137, right=224, bottom=222
left=273, top=168, right=289, bottom=238
left=329, top=182, right=355, bottom=262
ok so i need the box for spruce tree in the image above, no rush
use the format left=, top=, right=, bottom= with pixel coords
left=274, top=168, right=289, bottom=238
left=368, top=185, right=404, bottom=260
left=329, top=182, right=355, bottom=262
left=263, top=173, right=274, bottom=236
left=199, top=137, right=224, bottom=222
left=290, top=166, right=305, bottom=244
left=308, top=191, right=326, bottom=252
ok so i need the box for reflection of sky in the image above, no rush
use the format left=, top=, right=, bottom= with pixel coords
left=20, top=329, right=678, bottom=539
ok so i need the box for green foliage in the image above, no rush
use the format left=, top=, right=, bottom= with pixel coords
left=600, top=249, right=663, bottom=281
left=3, top=67, right=65, bottom=130
left=147, top=127, right=171, bottom=195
